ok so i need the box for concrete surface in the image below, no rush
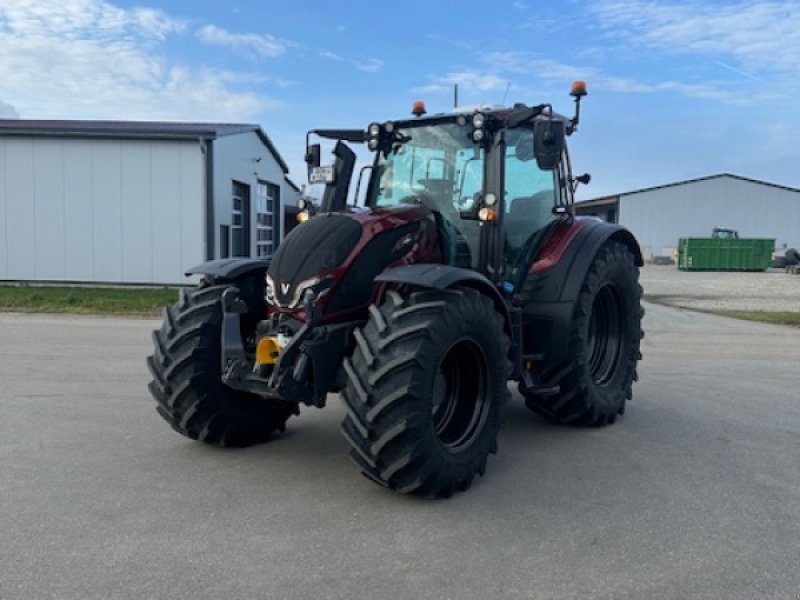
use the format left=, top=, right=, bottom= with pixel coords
left=1, top=306, right=799, bottom=600
left=641, top=264, right=799, bottom=312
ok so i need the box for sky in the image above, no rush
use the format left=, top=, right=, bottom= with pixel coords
left=0, top=0, right=798, bottom=200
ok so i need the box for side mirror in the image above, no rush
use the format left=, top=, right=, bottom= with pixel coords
left=533, top=120, right=565, bottom=170
left=305, top=144, right=321, bottom=169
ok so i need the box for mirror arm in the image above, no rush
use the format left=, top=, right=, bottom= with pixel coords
left=506, top=103, right=548, bottom=128
left=567, top=96, right=583, bottom=135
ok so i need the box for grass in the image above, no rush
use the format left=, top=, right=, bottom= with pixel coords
left=3, top=285, right=798, bottom=325
left=645, top=295, right=800, bottom=327
left=708, top=310, right=800, bottom=327
left=0, top=284, right=179, bottom=316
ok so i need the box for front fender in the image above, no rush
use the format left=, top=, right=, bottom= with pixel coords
left=185, top=258, right=270, bottom=282
left=374, top=264, right=511, bottom=335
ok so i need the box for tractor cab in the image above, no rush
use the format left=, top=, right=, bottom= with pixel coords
left=304, top=81, right=589, bottom=290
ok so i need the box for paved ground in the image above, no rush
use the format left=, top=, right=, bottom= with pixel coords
left=641, top=264, right=799, bottom=312
left=1, top=305, right=800, bottom=600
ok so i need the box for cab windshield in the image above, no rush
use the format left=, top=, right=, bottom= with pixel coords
left=366, top=122, right=482, bottom=268
left=365, top=120, right=558, bottom=274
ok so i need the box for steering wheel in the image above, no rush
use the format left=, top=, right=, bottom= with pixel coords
left=398, top=192, right=437, bottom=210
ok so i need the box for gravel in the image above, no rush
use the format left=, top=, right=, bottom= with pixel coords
left=640, top=264, right=800, bottom=312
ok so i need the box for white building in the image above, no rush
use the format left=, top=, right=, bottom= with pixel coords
left=0, top=120, right=300, bottom=284
left=575, top=174, right=800, bottom=258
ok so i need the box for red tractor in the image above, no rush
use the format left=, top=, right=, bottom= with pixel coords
left=147, top=82, right=643, bottom=497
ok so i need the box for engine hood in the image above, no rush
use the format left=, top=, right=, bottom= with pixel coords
left=267, top=206, right=442, bottom=320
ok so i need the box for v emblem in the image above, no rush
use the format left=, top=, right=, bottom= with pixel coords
left=280, top=282, right=291, bottom=295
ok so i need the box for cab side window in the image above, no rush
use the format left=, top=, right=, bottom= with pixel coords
left=504, top=128, right=557, bottom=270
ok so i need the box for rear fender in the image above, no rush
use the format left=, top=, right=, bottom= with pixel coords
left=520, top=218, right=642, bottom=375
left=524, top=218, right=641, bottom=302
left=556, top=221, right=642, bottom=303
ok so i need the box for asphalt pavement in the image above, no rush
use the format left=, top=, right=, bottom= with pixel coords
left=1, top=304, right=799, bottom=600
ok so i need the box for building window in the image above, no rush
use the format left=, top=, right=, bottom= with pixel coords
left=231, top=181, right=251, bottom=257
left=220, top=225, right=230, bottom=259
left=256, top=181, right=280, bottom=258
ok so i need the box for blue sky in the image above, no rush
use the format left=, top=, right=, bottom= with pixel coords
left=0, top=0, right=798, bottom=199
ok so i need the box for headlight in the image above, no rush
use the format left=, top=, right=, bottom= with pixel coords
left=368, top=138, right=379, bottom=150
left=266, top=275, right=333, bottom=309
left=472, top=112, right=485, bottom=129
left=472, top=129, right=484, bottom=142
left=384, top=121, right=394, bottom=133
left=297, top=197, right=308, bottom=210
left=478, top=207, right=495, bottom=222
left=368, top=122, right=381, bottom=137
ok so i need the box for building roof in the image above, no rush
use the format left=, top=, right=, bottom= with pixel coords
left=577, top=173, right=800, bottom=207
left=284, top=175, right=301, bottom=193
left=574, top=196, right=618, bottom=209
left=0, top=119, right=289, bottom=173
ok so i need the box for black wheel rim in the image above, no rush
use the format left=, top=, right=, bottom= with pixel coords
left=431, top=339, right=489, bottom=452
left=587, top=283, right=624, bottom=386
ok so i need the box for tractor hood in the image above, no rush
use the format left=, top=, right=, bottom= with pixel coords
left=267, top=206, right=442, bottom=321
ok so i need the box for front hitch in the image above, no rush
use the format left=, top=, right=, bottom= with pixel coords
left=218, top=286, right=353, bottom=408
left=220, top=287, right=250, bottom=381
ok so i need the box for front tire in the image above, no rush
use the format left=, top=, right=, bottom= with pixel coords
left=524, top=240, right=643, bottom=426
left=146, top=284, right=298, bottom=447
left=340, top=288, right=511, bottom=497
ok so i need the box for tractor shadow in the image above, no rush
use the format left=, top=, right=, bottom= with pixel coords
left=163, top=385, right=669, bottom=509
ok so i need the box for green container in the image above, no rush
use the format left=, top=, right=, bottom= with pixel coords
left=678, top=237, right=775, bottom=271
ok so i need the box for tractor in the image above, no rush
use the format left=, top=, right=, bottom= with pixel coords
left=147, top=81, right=644, bottom=498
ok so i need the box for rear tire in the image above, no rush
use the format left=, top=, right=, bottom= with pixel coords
left=771, top=257, right=788, bottom=269
left=146, top=284, right=298, bottom=447
left=340, top=288, right=511, bottom=497
left=784, top=248, right=800, bottom=265
left=524, top=240, right=643, bottom=426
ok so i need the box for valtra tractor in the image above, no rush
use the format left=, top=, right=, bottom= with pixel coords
left=147, top=81, right=644, bottom=498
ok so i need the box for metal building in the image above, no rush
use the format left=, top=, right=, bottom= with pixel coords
left=0, top=120, right=300, bottom=284
left=575, top=174, right=800, bottom=259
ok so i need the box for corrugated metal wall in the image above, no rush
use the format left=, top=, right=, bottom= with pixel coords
left=0, top=137, right=204, bottom=284
left=618, top=176, right=800, bottom=256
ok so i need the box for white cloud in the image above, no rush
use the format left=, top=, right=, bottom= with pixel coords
left=0, top=99, right=19, bottom=118
left=129, top=7, right=186, bottom=39
left=417, top=71, right=509, bottom=95
left=354, top=58, right=384, bottom=73
left=413, top=84, right=450, bottom=95
left=320, top=51, right=384, bottom=73
left=320, top=50, right=343, bottom=61
left=0, top=0, right=185, bottom=40
left=590, top=0, right=800, bottom=75
left=196, top=24, right=288, bottom=59
left=476, top=51, right=734, bottom=102
left=483, top=52, right=588, bottom=80
left=0, top=0, right=280, bottom=121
